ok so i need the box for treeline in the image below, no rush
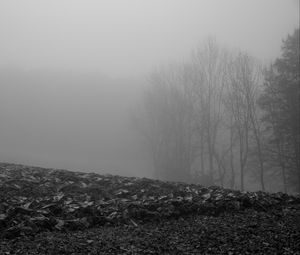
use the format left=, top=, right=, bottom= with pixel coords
left=134, top=29, right=299, bottom=193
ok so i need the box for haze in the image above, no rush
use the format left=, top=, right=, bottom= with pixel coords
left=0, top=1, right=298, bottom=181
left=0, top=0, right=298, bottom=76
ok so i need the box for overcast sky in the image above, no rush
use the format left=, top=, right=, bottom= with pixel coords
left=0, top=0, right=298, bottom=77
left=0, top=1, right=299, bottom=180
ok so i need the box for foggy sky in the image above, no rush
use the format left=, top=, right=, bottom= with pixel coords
left=0, top=70, right=151, bottom=176
left=0, top=1, right=298, bottom=178
left=0, top=0, right=298, bottom=77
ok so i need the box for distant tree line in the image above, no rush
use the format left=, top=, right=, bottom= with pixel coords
left=133, top=28, right=299, bottom=193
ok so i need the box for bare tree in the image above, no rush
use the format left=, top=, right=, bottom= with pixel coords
left=240, top=55, right=266, bottom=191
left=189, top=39, right=228, bottom=182
left=226, top=53, right=266, bottom=191
left=134, top=65, right=195, bottom=182
left=228, top=115, right=237, bottom=189
left=226, top=54, right=251, bottom=191
left=134, top=38, right=292, bottom=193
left=258, top=66, right=289, bottom=193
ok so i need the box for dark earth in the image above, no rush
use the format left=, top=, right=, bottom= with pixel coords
left=0, top=163, right=299, bottom=254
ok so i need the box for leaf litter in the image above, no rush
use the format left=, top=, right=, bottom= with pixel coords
left=0, top=162, right=299, bottom=254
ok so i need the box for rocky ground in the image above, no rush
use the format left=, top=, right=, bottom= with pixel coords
left=0, top=163, right=299, bottom=254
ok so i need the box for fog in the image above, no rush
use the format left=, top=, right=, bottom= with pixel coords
left=0, top=70, right=153, bottom=176
left=0, top=0, right=298, bottom=76
left=0, top=1, right=298, bottom=180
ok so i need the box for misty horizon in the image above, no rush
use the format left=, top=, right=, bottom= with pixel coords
left=0, top=69, right=152, bottom=177
left=0, top=0, right=299, bottom=192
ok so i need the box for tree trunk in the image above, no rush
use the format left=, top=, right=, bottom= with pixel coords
left=229, top=125, right=235, bottom=189
left=200, top=130, right=205, bottom=174
left=239, top=136, right=244, bottom=191
left=254, top=132, right=265, bottom=191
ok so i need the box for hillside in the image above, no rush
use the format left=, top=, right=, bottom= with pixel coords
left=0, top=163, right=299, bottom=254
